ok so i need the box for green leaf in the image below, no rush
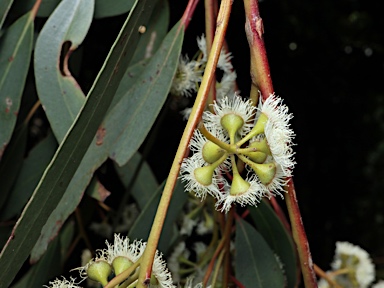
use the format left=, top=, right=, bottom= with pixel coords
left=11, top=238, right=60, bottom=288
left=235, top=218, right=285, bottom=288
left=30, top=20, right=183, bottom=261
left=0, top=0, right=13, bottom=30
left=129, top=0, right=169, bottom=65
left=0, top=9, right=34, bottom=156
left=0, top=123, right=28, bottom=212
left=12, top=0, right=60, bottom=18
left=110, top=22, right=184, bottom=166
left=31, top=3, right=159, bottom=261
left=11, top=221, right=74, bottom=288
left=16, top=0, right=135, bottom=19
left=249, top=201, right=297, bottom=288
left=0, top=133, right=57, bottom=220
left=0, top=0, right=155, bottom=285
left=34, top=0, right=93, bottom=143
left=94, top=0, right=136, bottom=19
left=114, top=152, right=158, bottom=210
left=128, top=180, right=187, bottom=253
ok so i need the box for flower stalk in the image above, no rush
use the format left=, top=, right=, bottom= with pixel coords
left=243, top=0, right=317, bottom=287
left=137, top=0, right=233, bottom=286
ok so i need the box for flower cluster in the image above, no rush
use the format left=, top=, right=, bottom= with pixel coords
left=318, top=241, right=376, bottom=288
left=180, top=94, right=295, bottom=212
left=46, top=234, right=174, bottom=288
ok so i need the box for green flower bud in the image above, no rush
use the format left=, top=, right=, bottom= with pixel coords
left=249, top=137, right=270, bottom=155
left=248, top=161, right=276, bottom=185
left=221, top=113, right=244, bottom=140
left=112, top=256, right=134, bottom=276
left=194, top=165, right=216, bottom=186
left=247, top=151, right=267, bottom=163
left=230, top=174, right=250, bottom=196
left=202, top=141, right=225, bottom=163
left=252, top=113, right=268, bottom=135
left=87, top=260, right=112, bottom=286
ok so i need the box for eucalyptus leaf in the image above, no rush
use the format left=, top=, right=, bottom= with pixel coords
left=114, top=152, right=158, bottom=210
left=0, top=123, right=28, bottom=213
left=110, top=22, right=184, bottom=166
left=249, top=201, right=297, bottom=288
left=128, top=180, right=187, bottom=253
left=34, top=0, right=93, bottom=143
left=129, top=0, right=169, bottom=65
left=30, top=20, right=183, bottom=262
left=94, top=0, right=136, bottom=19
left=0, top=132, right=57, bottom=220
left=235, top=218, right=285, bottom=288
left=0, top=7, right=34, bottom=156
left=11, top=221, right=74, bottom=288
left=0, top=0, right=13, bottom=30
left=11, top=238, right=60, bottom=288
left=0, top=0, right=154, bottom=285
left=17, top=0, right=136, bottom=19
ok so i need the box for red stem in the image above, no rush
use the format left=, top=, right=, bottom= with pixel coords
left=285, top=179, right=317, bottom=287
left=181, top=0, right=200, bottom=30
left=243, top=1, right=317, bottom=287
left=270, top=197, right=291, bottom=232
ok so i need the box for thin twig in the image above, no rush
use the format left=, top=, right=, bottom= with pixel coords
left=243, top=0, right=317, bottom=287
left=136, top=0, right=233, bottom=287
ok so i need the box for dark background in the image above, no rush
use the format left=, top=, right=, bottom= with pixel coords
left=165, top=0, right=384, bottom=277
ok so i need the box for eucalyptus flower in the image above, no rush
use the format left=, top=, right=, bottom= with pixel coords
left=331, top=241, right=375, bottom=288
left=44, top=277, right=82, bottom=288
left=170, top=56, right=202, bottom=97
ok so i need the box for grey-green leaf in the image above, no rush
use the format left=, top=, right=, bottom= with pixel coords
left=249, top=201, right=297, bottom=288
left=11, top=221, right=74, bottom=288
left=129, top=0, right=169, bottom=65
left=94, top=0, right=136, bottom=18
left=114, top=152, right=158, bottom=210
left=30, top=20, right=183, bottom=261
left=0, top=9, right=34, bottom=156
left=110, top=22, right=184, bottom=166
left=235, top=218, right=285, bottom=288
left=128, top=180, right=187, bottom=254
left=0, top=133, right=57, bottom=220
left=0, top=123, right=28, bottom=213
left=0, top=0, right=155, bottom=285
left=34, top=0, right=93, bottom=143
left=17, top=0, right=136, bottom=19
left=0, top=0, right=13, bottom=30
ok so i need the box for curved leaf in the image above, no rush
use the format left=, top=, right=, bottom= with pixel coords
left=0, top=0, right=13, bottom=30
left=235, top=218, right=285, bottom=288
left=11, top=221, right=74, bottom=288
left=0, top=133, right=57, bottom=220
left=0, top=8, right=34, bottom=156
left=249, top=202, right=297, bottom=288
left=114, top=152, right=158, bottom=210
left=128, top=180, right=187, bottom=253
left=30, top=21, right=183, bottom=262
left=129, top=0, right=169, bottom=65
left=34, top=0, right=94, bottom=142
left=94, top=0, right=135, bottom=19
left=0, top=123, right=28, bottom=213
left=109, top=22, right=184, bottom=166
left=0, top=0, right=154, bottom=285
left=18, top=0, right=135, bottom=19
